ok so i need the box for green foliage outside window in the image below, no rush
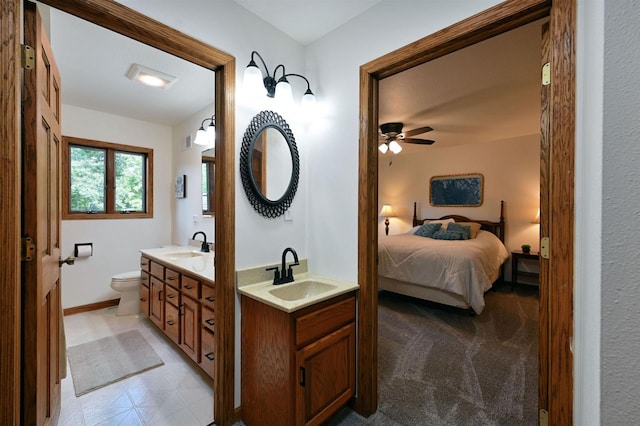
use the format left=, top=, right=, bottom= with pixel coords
left=70, top=146, right=106, bottom=212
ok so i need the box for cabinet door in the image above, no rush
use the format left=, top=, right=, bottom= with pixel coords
left=149, top=277, right=164, bottom=329
left=180, top=295, right=201, bottom=363
left=296, top=323, right=355, bottom=426
left=165, top=303, right=180, bottom=345
left=140, top=284, right=150, bottom=317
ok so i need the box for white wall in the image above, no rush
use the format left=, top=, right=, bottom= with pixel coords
left=172, top=104, right=216, bottom=247
left=378, top=135, right=540, bottom=279
left=61, top=105, right=173, bottom=308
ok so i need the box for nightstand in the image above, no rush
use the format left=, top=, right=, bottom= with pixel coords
left=511, top=250, right=540, bottom=290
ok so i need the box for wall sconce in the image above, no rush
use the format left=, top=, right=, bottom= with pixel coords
left=194, top=115, right=215, bottom=146
left=243, top=51, right=316, bottom=112
left=379, top=204, right=396, bottom=235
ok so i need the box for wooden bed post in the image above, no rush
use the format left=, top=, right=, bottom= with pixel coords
left=413, top=202, right=418, bottom=226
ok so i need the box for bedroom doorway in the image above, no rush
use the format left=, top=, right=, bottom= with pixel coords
left=356, top=1, right=575, bottom=425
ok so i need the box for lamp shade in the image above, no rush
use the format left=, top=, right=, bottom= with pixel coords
left=243, top=64, right=267, bottom=97
left=378, top=143, right=389, bottom=154
left=379, top=204, right=396, bottom=217
left=194, top=128, right=209, bottom=145
left=388, top=140, right=402, bottom=154
left=533, top=208, right=540, bottom=224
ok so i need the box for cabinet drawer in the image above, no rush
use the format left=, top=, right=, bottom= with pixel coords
left=201, top=328, right=215, bottom=379
left=150, top=261, right=164, bottom=280
left=140, top=256, right=150, bottom=272
left=165, top=268, right=180, bottom=289
left=182, top=275, right=200, bottom=299
left=202, top=283, right=215, bottom=309
left=202, top=306, right=216, bottom=333
left=165, top=285, right=180, bottom=307
left=139, top=283, right=149, bottom=317
left=165, top=303, right=180, bottom=344
left=295, top=296, right=355, bottom=347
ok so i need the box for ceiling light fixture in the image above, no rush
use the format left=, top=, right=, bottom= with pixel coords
left=379, top=139, right=403, bottom=154
left=126, top=63, right=177, bottom=90
left=194, top=115, right=215, bottom=146
left=243, top=51, right=316, bottom=112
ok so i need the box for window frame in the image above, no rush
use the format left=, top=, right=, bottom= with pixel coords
left=202, top=154, right=215, bottom=215
left=62, top=136, right=154, bottom=220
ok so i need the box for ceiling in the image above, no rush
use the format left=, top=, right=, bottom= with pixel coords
left=46, top=1, right=542, bottom=148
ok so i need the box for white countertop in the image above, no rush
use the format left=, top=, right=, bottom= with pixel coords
left=237, top=272, right=359, bottom=313
left=140, top=246, right=214, bottom=282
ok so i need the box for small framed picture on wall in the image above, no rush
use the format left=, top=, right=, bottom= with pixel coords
left=175, top=174, right=186, bottom=198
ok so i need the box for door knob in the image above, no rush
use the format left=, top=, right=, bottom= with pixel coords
left=58, top=256, right=75, bottom=267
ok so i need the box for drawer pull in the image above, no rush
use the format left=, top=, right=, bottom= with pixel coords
left=300, top=367, right=306, bottom=387
left=184, top=285, right=193, bottom=290
left=205, top=296, right=215, bottom=302
left=205, top=352, right=215, bottom=361
left=179, top=304, right=184, bottom=316
left=167, top=320, right=175, bottom=326
left=167, top=293, right=174, bottom=299
left=158, top=290, right=163, bottom=301
left=167, top=276, right=176, bottom=281
left=205, top=319, right=215, bottom=326
left=139, top=297, right=146, bottom=302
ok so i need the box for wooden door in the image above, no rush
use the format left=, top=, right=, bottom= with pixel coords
left=22, top=3, right=63, bottom=424
left=295, top=323, right=355, bottom=426
left=538, top=21, right=551, bottom=420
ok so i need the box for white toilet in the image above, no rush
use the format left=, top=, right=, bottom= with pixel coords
left=110, top=270, right=142, bottom=316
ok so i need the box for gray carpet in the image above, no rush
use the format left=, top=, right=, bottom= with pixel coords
left=67, top=329, right=164, bottom=396
left=329, top=284, right=539, bottom=425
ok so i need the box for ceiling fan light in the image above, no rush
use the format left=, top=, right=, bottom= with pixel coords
left=389, top=140, right=402, bottom=154
left=378, top=143, right=389, bottom=154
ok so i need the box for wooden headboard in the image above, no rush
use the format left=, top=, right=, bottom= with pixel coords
left=412, top=200, right=505, bottom=243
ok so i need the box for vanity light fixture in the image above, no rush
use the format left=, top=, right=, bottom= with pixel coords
left=126, top=63, right=177, bottom=89
left=194, top=115, right=215, bottom=146
left=243, top=51, right=316, bottom=112
left=379, top=204, right=396, bottom=235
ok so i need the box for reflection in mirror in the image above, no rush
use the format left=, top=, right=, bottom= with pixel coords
left=251, top=127, right=293, bottom=201
left=202, top=149, right=215, bottom=214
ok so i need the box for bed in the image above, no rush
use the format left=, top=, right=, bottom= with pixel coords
left=378, top=201, right=508, bottom=314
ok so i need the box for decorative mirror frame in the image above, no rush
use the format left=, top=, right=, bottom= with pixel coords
left=240, top=110, right=300, bottom=218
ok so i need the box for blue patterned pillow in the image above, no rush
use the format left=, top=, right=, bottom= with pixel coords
left=432, top=230, right=465, bottom=240
left=446, top=222, right=471, bottom=240
left=413, top=223, right=441, bottom=238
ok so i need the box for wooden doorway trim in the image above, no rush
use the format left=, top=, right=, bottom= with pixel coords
left=2, top=0, right=236, bottom=424
left=356, top=0, right=575, bottom=425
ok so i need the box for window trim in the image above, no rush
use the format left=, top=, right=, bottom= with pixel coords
left=62, top=135, right=154, bottom=220
left=202, top=154, right=215, bottom=215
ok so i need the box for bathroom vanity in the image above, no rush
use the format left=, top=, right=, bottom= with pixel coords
left=139, top=247, right=216, bottom=379
left=239, top=272, right=358, bottom=425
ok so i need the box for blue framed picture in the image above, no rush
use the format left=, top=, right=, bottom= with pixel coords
left=430, top=173, right=483, bottom=207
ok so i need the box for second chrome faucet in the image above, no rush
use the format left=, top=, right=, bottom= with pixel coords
left=266, top=247, right=300, bottom=285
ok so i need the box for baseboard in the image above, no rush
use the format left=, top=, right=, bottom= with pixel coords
left=63, top=298, right=119, bottom=316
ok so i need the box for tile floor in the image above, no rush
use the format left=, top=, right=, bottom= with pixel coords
left=60, top=307, right=214, bottom=426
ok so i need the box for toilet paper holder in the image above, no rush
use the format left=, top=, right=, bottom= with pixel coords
left=74, top=242, right=93, bottom=257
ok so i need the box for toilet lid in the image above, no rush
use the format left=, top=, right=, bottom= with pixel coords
left=112, top=270, right=141, bottom=282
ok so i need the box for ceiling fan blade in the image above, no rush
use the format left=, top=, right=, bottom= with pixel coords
left=403, top=126, right=433, bottom=137
left=404, top=138, right=435, bottom=145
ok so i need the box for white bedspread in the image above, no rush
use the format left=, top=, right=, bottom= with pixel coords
left=378, top=230, right=509, bottom=314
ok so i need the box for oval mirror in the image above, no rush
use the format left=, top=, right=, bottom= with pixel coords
left=240, top=111, right=299, bottom=218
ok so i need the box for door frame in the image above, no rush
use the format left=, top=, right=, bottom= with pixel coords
left=356, top=0, right=575, bottom=424
left=0, top=0, right=237, bottom=425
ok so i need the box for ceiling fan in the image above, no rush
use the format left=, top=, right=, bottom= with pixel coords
left=378, top=122, right=435, bottom=154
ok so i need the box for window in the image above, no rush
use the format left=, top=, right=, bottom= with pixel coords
left=202, top=149, right=215, bottom=215
left=62, top=136, right=153, bottom=219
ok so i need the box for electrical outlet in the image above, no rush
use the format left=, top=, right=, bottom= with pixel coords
left=284, top=210, right=293, bottom=221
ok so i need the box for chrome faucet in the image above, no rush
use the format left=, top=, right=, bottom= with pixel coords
left=192, top=231, right=210, bottom=252
left=266, top=247, right=300, bottom=285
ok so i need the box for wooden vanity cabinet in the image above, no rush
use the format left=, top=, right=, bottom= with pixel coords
left=140, top=271, right=150, bottom=317
left=242, top=292, right=356, bottom=426
left=140, top=255, right=214, bottom=380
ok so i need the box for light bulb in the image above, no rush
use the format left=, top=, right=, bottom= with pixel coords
left=378, top=143, right=389, bottom=154
left=275, top=78, right=294, bottom=112
left=389, top=140, right=402, bottom=154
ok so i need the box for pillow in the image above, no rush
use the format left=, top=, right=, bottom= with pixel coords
left=427, top=218, right=455, bottom=231
left=446, top=222, right=472, bottom=240
left=456, top=222, right=482, bottom=239
left=413, top=223, right=442, bottom=238
left=432, top=230, right=465, bottom=240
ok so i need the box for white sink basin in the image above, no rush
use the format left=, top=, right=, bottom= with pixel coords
left=269, top=280, right=337, bottom=302
left=163, top=251, right=205, bottom=259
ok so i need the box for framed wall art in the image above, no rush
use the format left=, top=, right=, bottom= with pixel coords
left=430, top=173, right=483, bottom=207
left=175, top=174, right=186, bottom=198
